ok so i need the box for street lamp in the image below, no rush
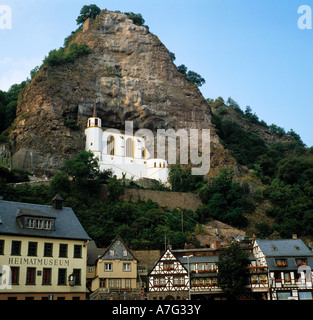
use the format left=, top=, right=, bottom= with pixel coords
left=183, top=255, right=193, bottom=300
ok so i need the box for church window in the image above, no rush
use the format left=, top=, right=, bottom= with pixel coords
left=107, top=135, right=115, bottom=155
left=95, top=119, right=98, bottom=126
left=126, top=138, right=134, bottom=158
left=141, top=148, right=146, bottom=159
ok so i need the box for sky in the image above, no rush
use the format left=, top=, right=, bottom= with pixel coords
left=1, top=0, right=313, bottom=146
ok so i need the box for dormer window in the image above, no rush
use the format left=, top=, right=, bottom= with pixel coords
left=26, top=218, right=54, bottom=231
left=17, top=208, right=56, bottom=231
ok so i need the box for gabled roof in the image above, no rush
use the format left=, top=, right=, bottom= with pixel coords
left=99, top=236, right=137, bottom=261
left=147, top=249, right=188, bottom=276
left=0, top=199, right=90, bottom=241
left=255, top=239, right=313, bottom=257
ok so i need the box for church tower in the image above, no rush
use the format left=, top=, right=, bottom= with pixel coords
left=85, top=104, right=102, bottom=160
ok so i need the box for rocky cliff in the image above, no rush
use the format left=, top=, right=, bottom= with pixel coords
left=7, top=10, right=234, bottom=176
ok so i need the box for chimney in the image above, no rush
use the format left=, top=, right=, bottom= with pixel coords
left=292, top=234, right=297, bottom=239
left=52, top=194, right=63, bottom=210
left=212, top=240, right=221, bottom=249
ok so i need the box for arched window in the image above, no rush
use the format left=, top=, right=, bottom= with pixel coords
left=126, top=138, right=134, bottom=158
left=141, top=148, right=146, bottom=159
left=107, top=135, right=115, bottom=155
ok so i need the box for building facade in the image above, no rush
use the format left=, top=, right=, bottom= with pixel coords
left=252, top=238, right=313, bottom=300
left=88, top=236, right=140, bottom=300
left=147, top=238, right=313, bottom=301
left=148, top=249, right=190, bottom=300
left=0, top=196, right=90, bottom=300
left=85, top=106, right=168, bottom=183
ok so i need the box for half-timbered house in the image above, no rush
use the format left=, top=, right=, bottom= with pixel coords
left=148, top=249, right=190, bottom=300
left=252, top=238, right=313, bottom=300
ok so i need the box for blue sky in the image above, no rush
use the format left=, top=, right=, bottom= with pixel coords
left=1, top=0, right=313, bottom=146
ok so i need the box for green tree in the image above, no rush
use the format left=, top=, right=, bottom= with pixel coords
left=177, top=64, right=205, bottom=87
left=197, top=169, right=249, bottom=228
left=186, top=70, right=205, bottom=87
left=217, top=243, right=250, bottom=299
left=76, top=4, right=101, bottom=27
left=168, top=164, right=205, bottom=193
left=124, top=12, right=145, bottom=26
left=62, top=151, right=100, bottom=181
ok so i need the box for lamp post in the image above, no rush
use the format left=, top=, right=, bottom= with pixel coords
left=183, top=255, right=193, bottom=300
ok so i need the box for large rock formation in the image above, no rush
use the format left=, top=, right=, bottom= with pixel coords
left=8, top=10, right=234, bottom=176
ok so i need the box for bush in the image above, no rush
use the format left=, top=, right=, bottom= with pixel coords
left=43, top=43, right=91, bottom=67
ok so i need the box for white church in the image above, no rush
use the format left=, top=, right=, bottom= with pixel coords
left=84, top=107, right=168, bottom=183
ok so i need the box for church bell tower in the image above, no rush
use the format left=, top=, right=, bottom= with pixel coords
left=85, top=104, right=102, bottom=160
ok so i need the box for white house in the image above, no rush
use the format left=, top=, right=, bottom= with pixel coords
left=84, top=107, right=168, bottom=183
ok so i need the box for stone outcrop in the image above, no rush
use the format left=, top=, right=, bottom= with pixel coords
left=7, top=10, right=234, bottom=176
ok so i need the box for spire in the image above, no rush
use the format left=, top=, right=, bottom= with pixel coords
left=92, top=103, right=97, bottom=117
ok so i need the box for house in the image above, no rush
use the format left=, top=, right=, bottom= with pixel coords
left=88, top=236, right=140, bottom=300
left=148, top=249, right=190, bottom=300
left=252, top=237, right=313, bottom=300
left=0, top=195, right=91, bottom=300
left=85, top=105, right=168, bottom=182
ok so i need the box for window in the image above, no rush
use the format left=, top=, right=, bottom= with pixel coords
left=42, top=268, right=51, bottom=285
left=123, top=250, right=128, bottom=257
left=296, top=258, right=308, bottom=266
left=284, top=272, right=291, bottom=283
left=163, top=263, right=174, bottom=271
left=123, top=263, right=131, bottom=272
left=95, top=119, right=98, bottom=126
left=110, top=249, right=114, bottom=256
left=299, top=291, right=313, bottom=300
left=141, top=148, right=146, bottom=159
left=44, top=220, right=52, bottom=230
left=73, top=269, right=81, bottom=286
left=11, top=241, right=21, bottom=256
left=58, top=269, right=67, bottom=285
left=125, top=278, right=131, bottom=288
left=26, top=268, right=36, bottom=285
left=109, top=278, right=121, bottom=288
left=276, top=259, right=287, bottom=267
left=104, top=263, right=112, bottom=271
left=73, top=245, right=82, bottom=258
left=88, top=266, right=94, bottom=273
left=44, top=243, right=53, bottom=257
left=11, top=267, right=19, bottom=285
left=100, top=278, right=106, bottom=288
left=126, top=138, right=134, bottom=157
left=26, top=218, right=53, bottom=230
left=0, top=240, right=4, bottom=255
left=28, top=242, right=37, bottom=257
left=59, top=244, right=68, bottom=258
left=277, top=291, right=291, bottom=300
left=107, top=135, right=115, bottom=155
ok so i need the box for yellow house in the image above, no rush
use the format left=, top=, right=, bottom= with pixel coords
left=0, top=195, right=90, bottom=300
left=88, top=236, right=139, bottom=300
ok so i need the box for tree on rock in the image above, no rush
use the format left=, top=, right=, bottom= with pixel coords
left=76, top=4, right=101, bottom=27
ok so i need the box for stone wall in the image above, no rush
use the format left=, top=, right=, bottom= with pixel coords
left=100, top=185, right=203, bottom=211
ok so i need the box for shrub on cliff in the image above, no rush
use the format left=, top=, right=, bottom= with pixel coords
left=43, top=43, right=91, bottom=67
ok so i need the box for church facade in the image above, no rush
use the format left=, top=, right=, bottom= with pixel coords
left=84, top=109, right=168, bottom=183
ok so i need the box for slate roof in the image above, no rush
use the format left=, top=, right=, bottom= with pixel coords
left=99, top=236, right=137, bottom=261
left=256, top=239, right=313, bottom=257
left=0, top=199, right=90, bottom=241
left=256, top=239, right=313, bottom=271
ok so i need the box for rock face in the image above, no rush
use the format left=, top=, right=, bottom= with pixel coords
left=8, top=10, right=233, bottom=176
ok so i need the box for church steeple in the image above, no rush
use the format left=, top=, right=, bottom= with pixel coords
left=87, top=103, right=101, bottom=128
left=92, top=103, right=97, bottom=117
